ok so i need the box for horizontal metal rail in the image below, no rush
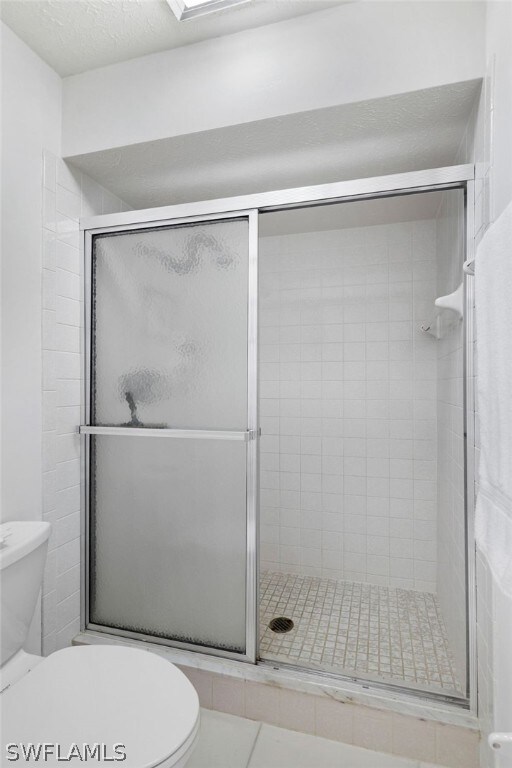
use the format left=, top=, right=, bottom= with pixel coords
left=79, top=426, right=256, bottom=441
left=80, top=164, right=474, bottom=233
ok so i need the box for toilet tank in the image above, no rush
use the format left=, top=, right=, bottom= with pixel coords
left=0, top=522, right=51, bottom=666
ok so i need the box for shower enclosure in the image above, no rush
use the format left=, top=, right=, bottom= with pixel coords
left=80, top=165, right=475, bottom=709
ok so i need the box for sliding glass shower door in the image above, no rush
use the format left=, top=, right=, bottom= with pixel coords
left=83, top=212, right=258, bottom=660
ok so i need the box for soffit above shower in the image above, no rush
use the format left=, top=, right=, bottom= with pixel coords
left=0, top=0, right=348, bottom=77
left=67, top=80, right=480, bottom=212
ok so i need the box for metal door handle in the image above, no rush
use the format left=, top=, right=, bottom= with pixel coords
left=79, top=426, right=258, bottom=441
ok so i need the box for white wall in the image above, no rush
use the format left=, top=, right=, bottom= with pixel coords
left=485, top=2, right=512, bottom=221
left=259, top=220, right=439, bottom=592
left=0, top=22, right=130, bottom=655
left=0, top=22, right=61, bottom=657
left=61, top=1, right=486, bottom=158
left=0, top=22, right=61, bottom=525
left=475, top=3, right=512, bottom=766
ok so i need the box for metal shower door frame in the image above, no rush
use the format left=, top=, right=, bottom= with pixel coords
left=80, top=163, right=476, bottom=711
left=81, top=208, right=259, bottom=663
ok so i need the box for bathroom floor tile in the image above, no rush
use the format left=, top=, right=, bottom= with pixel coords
left=187, top=711, right=447, bottom=768
left=259, top=570, right=462, bottom=695
left=247, top=724, right=420, bottom=768
left=187, top=709, right=261, bottom=768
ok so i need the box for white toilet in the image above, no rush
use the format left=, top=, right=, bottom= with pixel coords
left=0, top=521, right=200, bottom=767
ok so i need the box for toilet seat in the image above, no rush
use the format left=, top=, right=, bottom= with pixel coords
left=1, top=645, right=200, bottom=768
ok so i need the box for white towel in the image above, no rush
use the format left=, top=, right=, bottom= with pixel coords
left=475, top=199, right=512, bottom=595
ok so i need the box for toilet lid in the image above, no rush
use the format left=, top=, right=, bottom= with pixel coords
left=1, top=645, right=200, bottom=768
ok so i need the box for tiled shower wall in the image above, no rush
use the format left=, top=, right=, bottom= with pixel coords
left=41, top=151, right=129, bottom=656
left=435, top=189, right=467, bottom=690
left=259, top=221, right=438, bottom=591
left=469, top=55, right=495, bottom=768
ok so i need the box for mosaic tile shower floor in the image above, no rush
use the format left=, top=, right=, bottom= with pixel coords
left=259, top=570, right=463, bottom=696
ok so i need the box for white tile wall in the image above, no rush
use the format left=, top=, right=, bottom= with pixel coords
left=41, top=151, right=130, bottom=656
left=440, top=49, right=499, bottom=768
left=435, top=188, right=467, bottom=691
left=259, top=220, right=438, bottom=591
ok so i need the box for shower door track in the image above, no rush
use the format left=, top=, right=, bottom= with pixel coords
left=80, top=163, right=477, bottom=713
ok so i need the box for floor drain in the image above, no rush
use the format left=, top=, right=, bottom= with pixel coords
left=269, top=617, right=294, bottom=633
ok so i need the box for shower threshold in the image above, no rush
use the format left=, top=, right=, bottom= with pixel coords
left=259, top=570, right=464, bottom=699
left=74, top=628, right=475, bottom=731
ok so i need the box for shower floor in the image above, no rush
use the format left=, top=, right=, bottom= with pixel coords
left=259, top=570, right=463, bottom=696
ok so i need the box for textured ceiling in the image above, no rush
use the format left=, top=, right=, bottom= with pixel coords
left=68, top=80, right=480, bottom=212
left=0, top=0, right=347, bottom=77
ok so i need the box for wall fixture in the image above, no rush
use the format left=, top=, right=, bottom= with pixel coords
left=166, top=0, right=250, bottom=21
left=421, top=283, right=464, bottom=339
left=435, top=282, right=464, bottom=318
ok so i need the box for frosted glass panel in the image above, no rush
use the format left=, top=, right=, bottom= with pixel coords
left=91, top=219, right=248, bottom=429
left=89, top=436, right=247, bottom=652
